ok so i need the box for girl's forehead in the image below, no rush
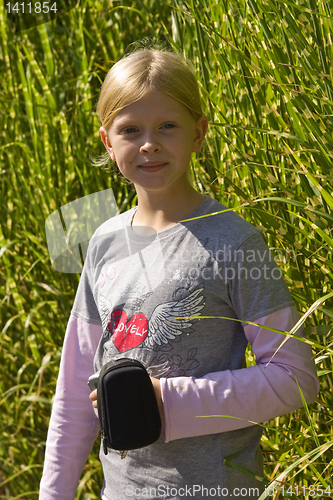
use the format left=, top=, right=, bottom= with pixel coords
left=127, top=91, right=179, bottom=108
left=114, top=91, right=193, bottom=120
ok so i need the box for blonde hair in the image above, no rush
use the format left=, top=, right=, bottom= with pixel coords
left=93, top=47, right=204, bottom=168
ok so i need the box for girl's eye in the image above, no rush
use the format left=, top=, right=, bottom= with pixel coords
left=123, top=127, right=138, bottom=134
left=162, top=123, right=175, bottom=129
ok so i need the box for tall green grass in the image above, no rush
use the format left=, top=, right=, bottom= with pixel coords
left=0, top=0, right=332, bottom=497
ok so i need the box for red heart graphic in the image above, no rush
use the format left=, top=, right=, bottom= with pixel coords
left=109, top=309, right=149, bottom=352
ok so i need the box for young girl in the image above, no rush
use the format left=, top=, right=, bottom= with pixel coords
left=39, top=48, right=319, bottom=500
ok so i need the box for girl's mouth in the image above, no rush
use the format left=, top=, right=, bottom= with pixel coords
left=138, top=162, right=168, bottom=171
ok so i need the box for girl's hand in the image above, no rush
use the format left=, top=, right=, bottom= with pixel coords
left=89, top=389, right=98, bottom=415
left=150, top=377, right=165, bottom=425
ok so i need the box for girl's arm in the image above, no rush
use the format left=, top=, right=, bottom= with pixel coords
left=160, top=305, right=320, bottom=443
left=39, top=314, right=102, bottom=500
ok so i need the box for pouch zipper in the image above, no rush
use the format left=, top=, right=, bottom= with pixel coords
left=101, top=430, right=108, bottom=455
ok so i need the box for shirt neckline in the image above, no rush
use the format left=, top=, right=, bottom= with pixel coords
left=126, top=195, right=216, bottom=238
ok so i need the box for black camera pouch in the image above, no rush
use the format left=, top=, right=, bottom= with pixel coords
left=97, top=358, right=162, bottom=455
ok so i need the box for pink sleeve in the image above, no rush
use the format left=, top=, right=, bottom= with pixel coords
left=160, top=306, right=320, bottom=443
left=39, top=314, right=103, bottom=500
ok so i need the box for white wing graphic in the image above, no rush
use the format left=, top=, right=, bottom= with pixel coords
left=143, top=287, right=205, bottom=348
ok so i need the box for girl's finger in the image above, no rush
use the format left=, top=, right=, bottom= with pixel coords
left=89, top=389, right=97, bottom=401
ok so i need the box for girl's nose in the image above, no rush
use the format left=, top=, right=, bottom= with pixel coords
left=139, top=134, right=161, bottom=154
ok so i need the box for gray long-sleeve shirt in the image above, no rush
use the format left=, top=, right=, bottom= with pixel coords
left=40, top=195, right=319, bottom=499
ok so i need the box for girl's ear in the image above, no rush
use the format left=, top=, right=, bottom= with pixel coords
left=192, top=116, right=209, bottom=153
left=100, top=127, right=116, bottom=162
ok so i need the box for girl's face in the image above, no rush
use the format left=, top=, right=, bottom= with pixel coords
left=100, top=90, right=208, bottom=195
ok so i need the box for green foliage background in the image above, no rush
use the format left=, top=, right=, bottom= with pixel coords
left=0, top=0, right=333, bottom=497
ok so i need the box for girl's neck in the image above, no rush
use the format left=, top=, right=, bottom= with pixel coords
left=131, top=184, right=205, bottom=233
